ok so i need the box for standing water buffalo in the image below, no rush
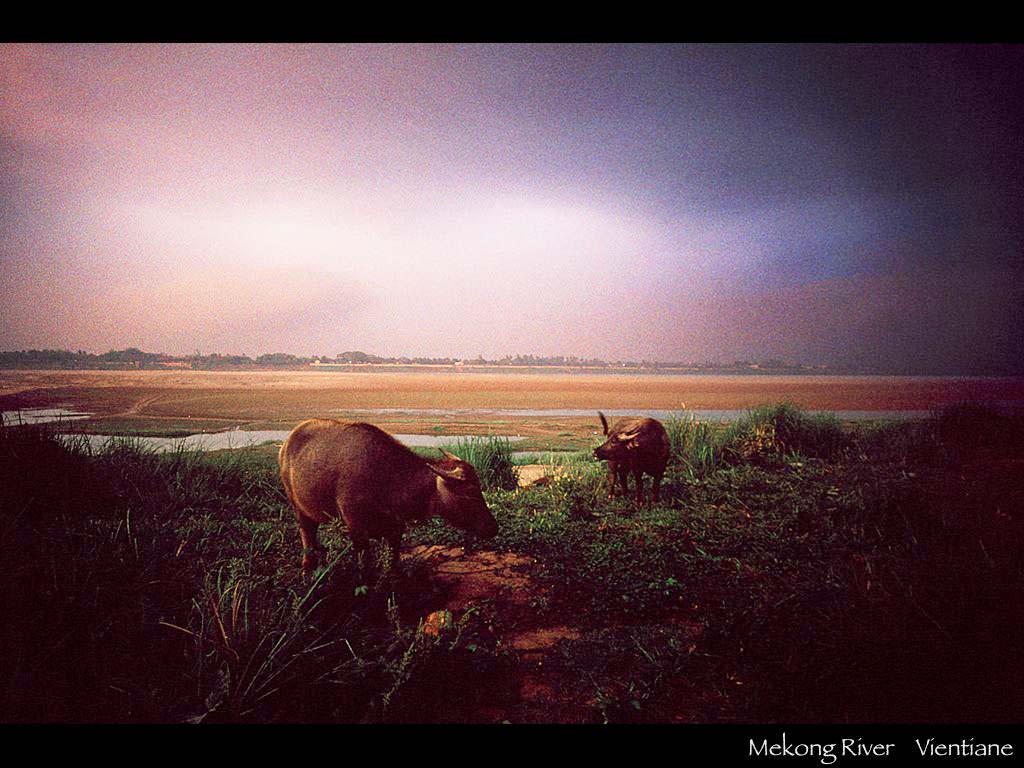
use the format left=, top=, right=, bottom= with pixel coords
left=279, top=419, right=498, bottom=574
left=593, top=412, right=670, bottom=504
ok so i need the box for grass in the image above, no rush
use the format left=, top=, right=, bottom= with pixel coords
left=2, top=401, right=1022, bottom=722
left=664, top=402, right=849, bottom=477
left=0, top=425, right=511, bottom=722
left=409, top=402, right=1024, bottom=721
left=422, top=436, right=519, bottom=492
left=664, top=412, right=722, bottom=476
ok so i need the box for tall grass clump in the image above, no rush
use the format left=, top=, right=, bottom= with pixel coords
left=664, top=413, right=721, bottom=475
left=664, top=403, right=848, bottom=475
left=438, top=436, right=518, bottom=492
left=720, top=402, right=849, bottom=463
left=1, top=426, right=201, bottom=721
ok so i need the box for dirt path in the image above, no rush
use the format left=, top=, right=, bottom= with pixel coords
left=118, top=393, right=164, bottom=416
left=113, top=393, right=252, bottom=428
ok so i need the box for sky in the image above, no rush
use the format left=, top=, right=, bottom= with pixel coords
left=1, top=43, right=1022, bottom=373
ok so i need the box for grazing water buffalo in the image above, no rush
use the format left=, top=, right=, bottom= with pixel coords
left=279, top=419, right=498, bottom=573
left=593, top=412, right=670, bottom=504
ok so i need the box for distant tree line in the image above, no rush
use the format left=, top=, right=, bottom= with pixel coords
left=0, top=347, right=833, bottom=373
left=0, top=348, right=302, bottom=370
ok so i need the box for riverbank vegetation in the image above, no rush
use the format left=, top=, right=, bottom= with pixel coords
left=2, top=403, right=1021, bottom=722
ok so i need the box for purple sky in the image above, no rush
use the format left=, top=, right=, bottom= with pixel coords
left=2, top=44, right=1022, bottom=373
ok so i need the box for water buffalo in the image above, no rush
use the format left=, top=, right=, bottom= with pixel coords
left=593, top=412, right=670, bottom=504
left=279, top=419, right=498, bottom=574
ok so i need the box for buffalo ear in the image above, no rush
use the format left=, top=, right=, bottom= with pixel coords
left=428, top=462, right=466, bottom=483
left=614, top=429, right=642, bottom=450
left=438, top=448, right=462, bottom=462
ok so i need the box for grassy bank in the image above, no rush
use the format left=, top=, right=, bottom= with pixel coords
left=2, top=403, right=1022, bottom=722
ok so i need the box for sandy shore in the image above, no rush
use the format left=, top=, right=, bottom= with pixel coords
left=2, top=369, right=1024, bottom=411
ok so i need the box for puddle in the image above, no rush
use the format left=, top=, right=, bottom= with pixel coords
left=61, top=429, right=526, bottom=454
left=1, top=408, right=93, bottom=426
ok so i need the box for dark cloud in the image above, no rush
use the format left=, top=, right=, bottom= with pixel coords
left=1, top=44, right=1021, bottom=372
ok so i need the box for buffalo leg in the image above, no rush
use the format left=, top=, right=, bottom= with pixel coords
left=383, top=518, right=404, bottom=574
left=651, top=472, right=663, bottom=505
left=634, top=467, right=645, bottom=504
left=296, top=513, right=322, bottom=572
left=349, top=530, right=372, bottom=584
left=340, top=498, right=376, bottom=584
left=616, top=465, right=630, bottom=497
left=606, top=461, right=619, bottom=499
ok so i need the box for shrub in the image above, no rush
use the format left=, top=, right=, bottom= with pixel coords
left=932, top=401, right=1024, bottom=450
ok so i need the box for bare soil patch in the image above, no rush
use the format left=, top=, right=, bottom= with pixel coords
left=404, top=545, right=536, bottom=614
left=402, top=544, right=602, bottom=721
left=399, top=543, right=711, bottom=722
left=515, top=464, right=569, bottom=487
